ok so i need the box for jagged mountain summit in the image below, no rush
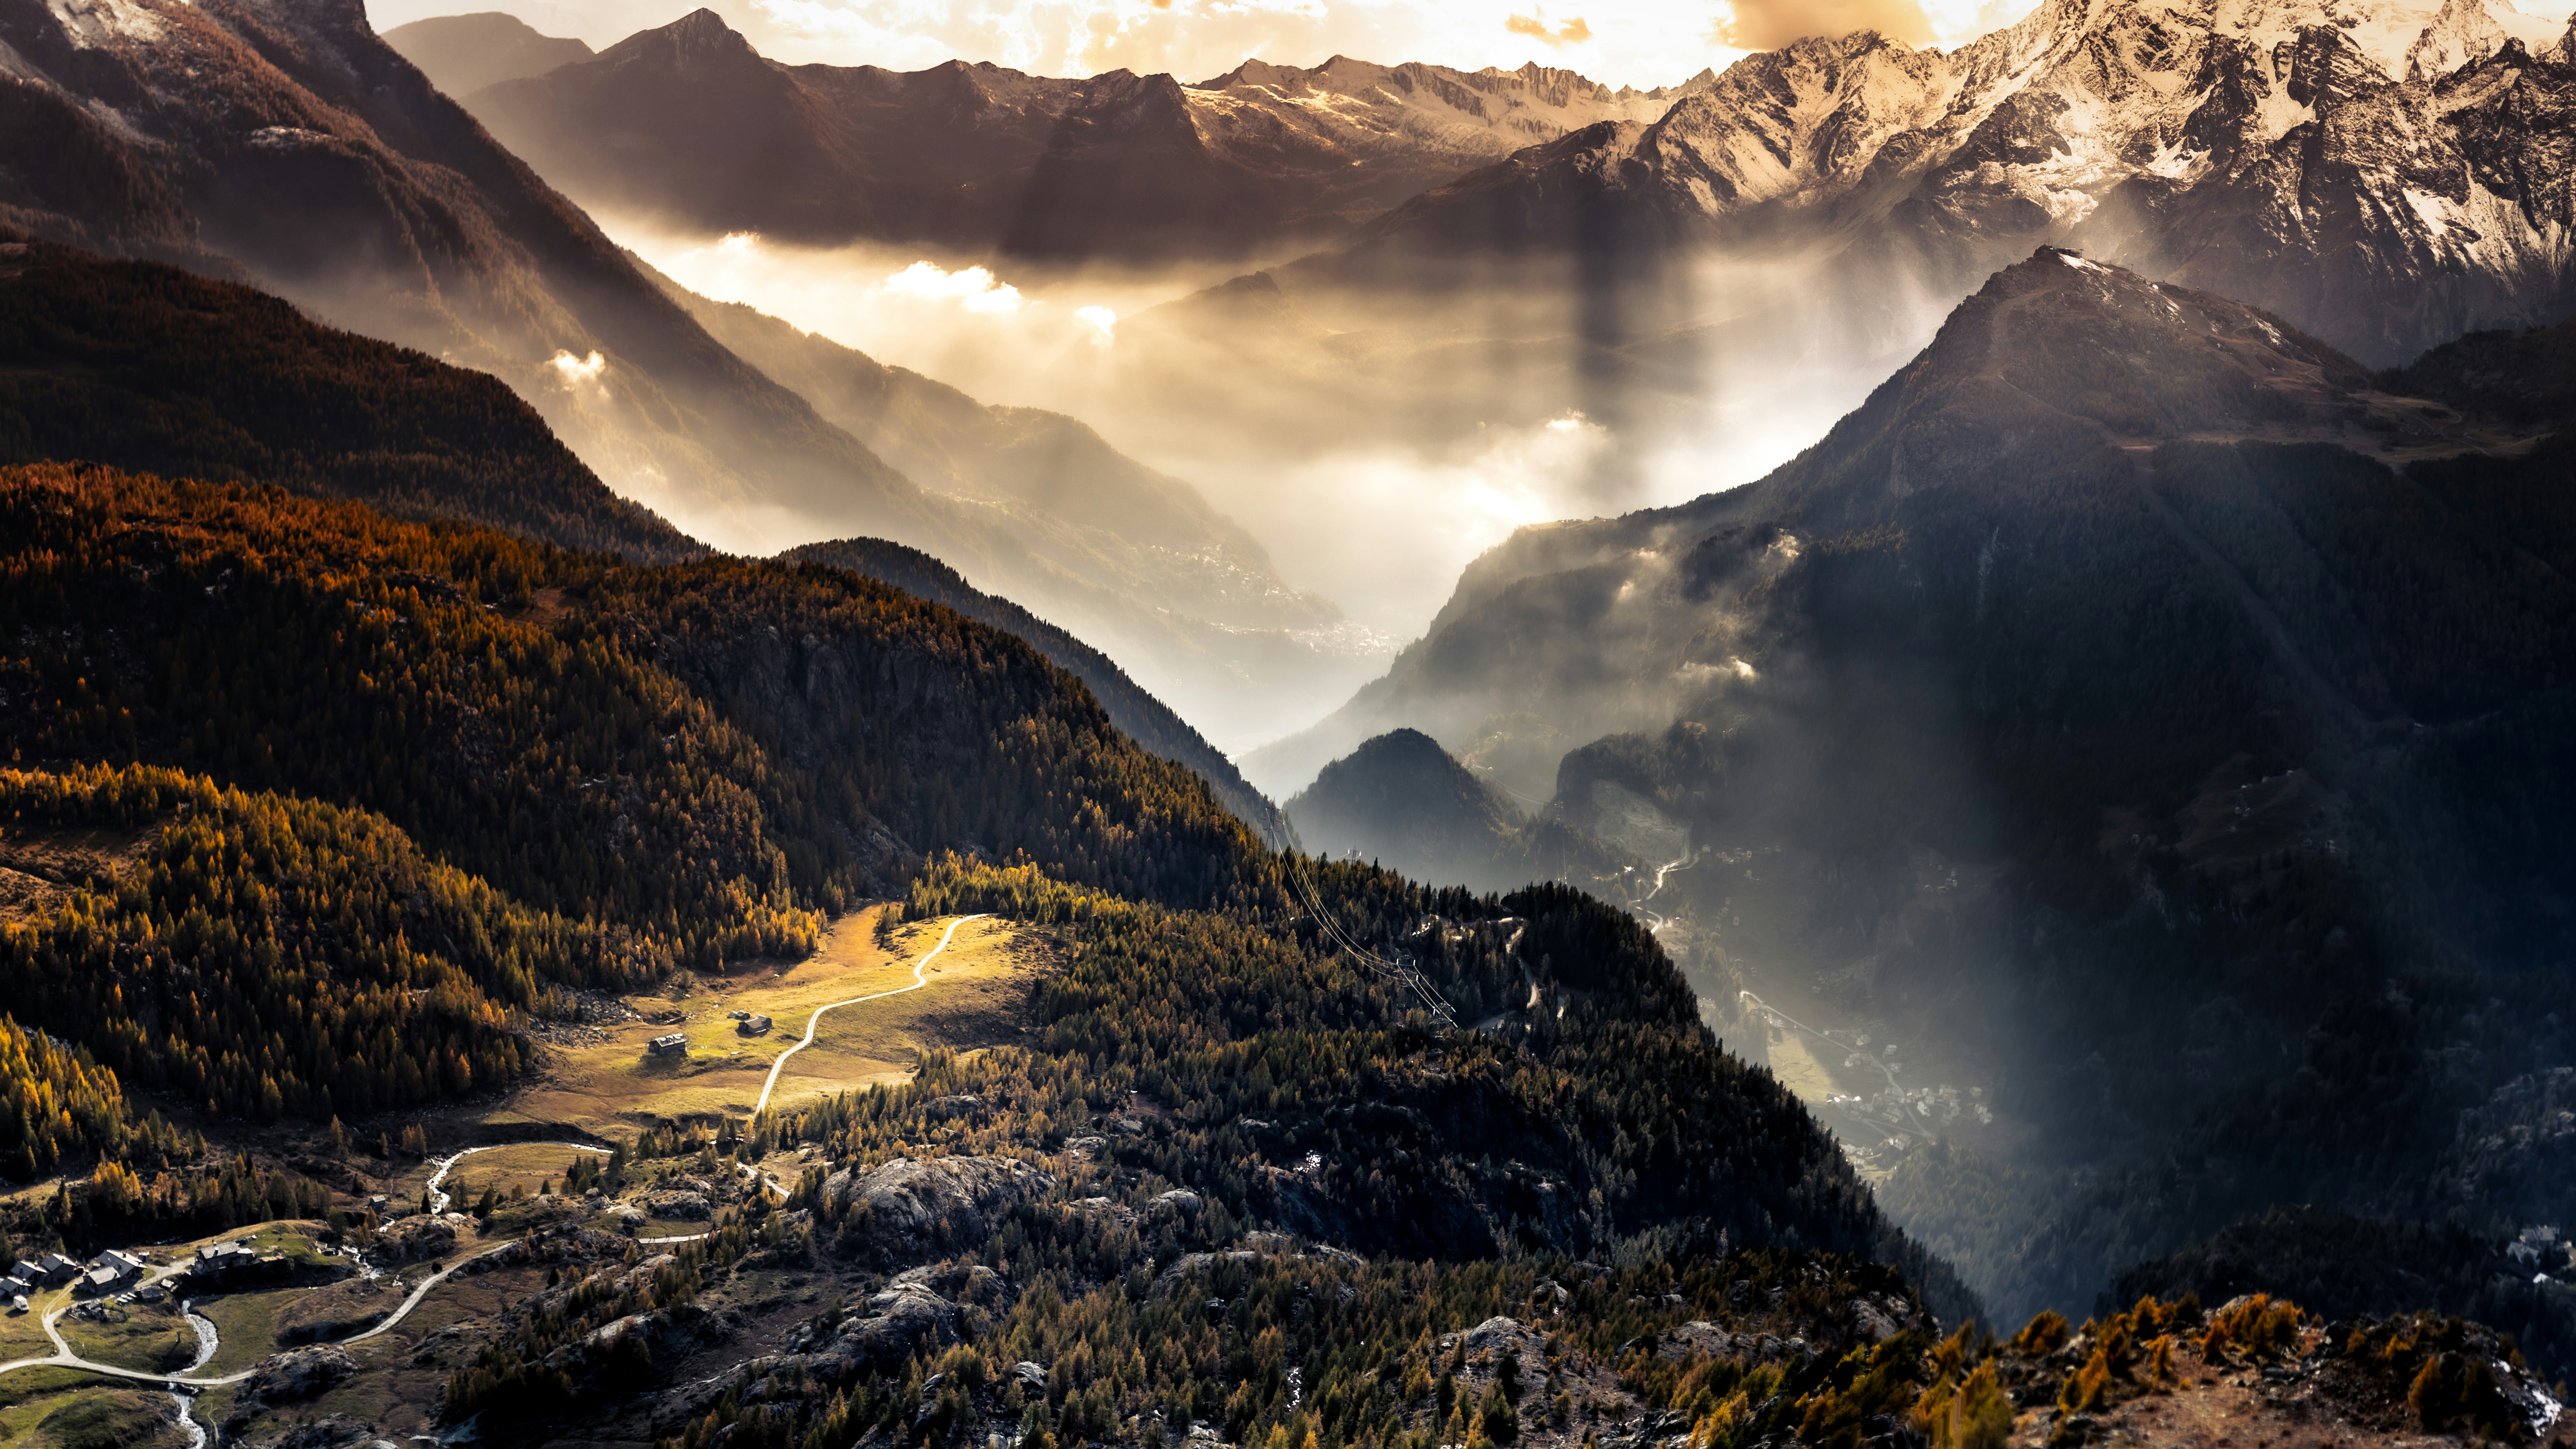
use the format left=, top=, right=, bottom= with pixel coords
left=455, top=9, right=1710, bottom=261
left=1334, top=0, right=2576, bottom=363
left=1254, top=245, right=2576, bottom=1328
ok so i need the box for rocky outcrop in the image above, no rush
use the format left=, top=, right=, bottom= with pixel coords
left=641, top=1190, right=714, bottom=1222
left=655, top=1259, right=1025, bottom=1417
left=373, top=1213, right=468, bottom=1263
left=806, top=1263, right=1014, bottom=1380
left=275, top=1278, right=396, bottom=1346
left=235, top=1344, right=358, bottom=1406
left=822, top=1156, right=1053, bottom=1260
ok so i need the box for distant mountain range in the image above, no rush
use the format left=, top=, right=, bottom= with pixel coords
left=1259, top=241, right=2576, bottom=1327
left=1327, top=0, right=2576, bottom=366
left=431, top=8, right=1710, bottom=262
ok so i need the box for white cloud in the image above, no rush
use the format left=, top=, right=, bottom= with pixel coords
left=549, top=349, right=608, bottom=387
left=1075, top=305, right=1119, bottom=345
left=879, top=260, right=1027, bottom=313
left=1234, top=411, right=1613, bottom=632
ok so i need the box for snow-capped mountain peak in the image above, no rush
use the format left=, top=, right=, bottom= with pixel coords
left=1351, top=0, right=2576, bottom=363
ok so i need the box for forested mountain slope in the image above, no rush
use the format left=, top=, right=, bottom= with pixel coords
left=784, top=536, right=1285, bottom=844
left=1258, top=246, right=2576, bottom=1331
left=0, top=234, right=694, bottom=560
left=0, top=235, right=1303, bottom=841
left=0, top=461, right=1967, bottom=1314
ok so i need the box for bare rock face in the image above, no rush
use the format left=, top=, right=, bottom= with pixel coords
left=239, top=1344, right=359, bottom=1404
left=642, top=1190, right=714, bottom=1221
left=373, top=1213, right=465, bottom=1263
left=822, top=1155, right=1053, bottom=1257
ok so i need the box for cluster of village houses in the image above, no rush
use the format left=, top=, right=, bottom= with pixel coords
left=2, top=1238, right=267, bottom=1313
left=4, top=1247, right=146, bottom=1310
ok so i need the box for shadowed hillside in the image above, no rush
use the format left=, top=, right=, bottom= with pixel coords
left=0, top=235, right=695, bottom=560
left=1286, top=728, right=1628, bottom=894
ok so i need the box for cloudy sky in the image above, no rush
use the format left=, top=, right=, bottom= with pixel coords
left=368, top=0, right=2049, bottom=89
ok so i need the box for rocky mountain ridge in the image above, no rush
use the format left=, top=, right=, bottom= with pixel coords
left=1336, top=0, right=2576, bottom=364
left=454, top=9, right=1710, bottom=262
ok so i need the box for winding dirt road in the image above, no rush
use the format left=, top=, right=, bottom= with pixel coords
left=0, top=1240, right=511, bottom=1389
left=752, top=913, right=986, bottom=1117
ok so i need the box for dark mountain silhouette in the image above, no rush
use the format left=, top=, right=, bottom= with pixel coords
left=383, top=11, right=592, bottom=95
left=1285, top=728, right=1628, bottom=894
left=1261, top=246, right=2576, bottom=1328
left=0, top=234, right=693, bottom=560
left=2387, top=306, right=2576, bottom=427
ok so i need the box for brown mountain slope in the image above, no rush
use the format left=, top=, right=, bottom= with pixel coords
left=0, top=0, right=1341, bottom=701
left=459, top=9, right=1702, bottom=262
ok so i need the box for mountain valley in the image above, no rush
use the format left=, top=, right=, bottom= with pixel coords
left=0, top=0, right=2570, bottom=1444
left=0, top=0, right=1363, bottom=747
left=1259, top=242, right=2576, bottom=1348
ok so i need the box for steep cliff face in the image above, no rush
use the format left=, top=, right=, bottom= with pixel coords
left=1345, top=0, right=2576, bottom=363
